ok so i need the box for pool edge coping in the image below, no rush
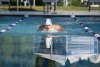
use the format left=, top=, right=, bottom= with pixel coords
left=0, top=11, right=100, bottom=17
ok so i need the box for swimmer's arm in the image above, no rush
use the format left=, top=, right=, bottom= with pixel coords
left=54, top=24, right=64, bottom=31
left=37, top=25, right=46, bottom=31
left=60, top=27, right=64, bottom=31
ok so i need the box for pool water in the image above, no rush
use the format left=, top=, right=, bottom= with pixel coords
left=0, top=16, right=100, bottom=67
left=0, top=16, right=100, bottom=35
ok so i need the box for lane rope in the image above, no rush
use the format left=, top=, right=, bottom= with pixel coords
left=0, top=17, right=25, bottom=34
left=71, top=13, right=100, bottom=41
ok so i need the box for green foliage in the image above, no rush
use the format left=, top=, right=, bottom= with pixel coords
left=71, top=0, right=81, bottom=6
left=81, top=2, right=88, bottom=7
left=57, top=0, right=64, bottom=6
left=36, top=0, right=43, bottom=6
left=10, top=0, right=17, bottom=5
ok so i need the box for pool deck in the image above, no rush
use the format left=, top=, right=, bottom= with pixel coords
left=0, top=11, right=100, bottom=16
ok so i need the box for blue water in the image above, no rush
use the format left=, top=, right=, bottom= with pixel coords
left=1, top=16, right=99, bottom=35
left=0, top=16, right=100, bottom=67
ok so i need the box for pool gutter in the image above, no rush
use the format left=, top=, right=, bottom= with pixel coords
left=0, top=11, right=100, bottom=17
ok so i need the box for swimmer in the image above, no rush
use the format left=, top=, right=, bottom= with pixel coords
left=38, top=18, right=64, bottom=48
left=38, top=18, right=64, bottom=32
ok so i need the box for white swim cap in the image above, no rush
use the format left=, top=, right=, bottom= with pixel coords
left=46, top=18, right=52, bottom=25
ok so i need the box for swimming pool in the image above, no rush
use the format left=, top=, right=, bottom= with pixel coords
left=0, top=16, right=100, bottom=67
left=1, top=16, right=100, bottom=35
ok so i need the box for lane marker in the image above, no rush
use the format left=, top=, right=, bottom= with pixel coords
left=0, top=17, right=25, bottom=34
left=71, top=13, right=100, bottom=41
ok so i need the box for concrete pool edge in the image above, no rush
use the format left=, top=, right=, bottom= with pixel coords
left=0, top=11, right=100, bottom=17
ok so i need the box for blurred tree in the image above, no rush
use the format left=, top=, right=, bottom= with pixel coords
left=57, top=0, right=64, bottom=6
left=36, top=0, right=43, bottom=6
left=71, top=0, right=81, bottom=6
left=11, top=0, right=17, bottom=5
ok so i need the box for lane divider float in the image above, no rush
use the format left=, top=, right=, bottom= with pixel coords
left=0, top=17, right=25, bottom=34
left=71, top=13, right=100, bottom=41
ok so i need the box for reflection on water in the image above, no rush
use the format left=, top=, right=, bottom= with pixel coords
left=0, top=34, right=59, bottom=67
left=34, top=35, right=66, bottom=55
left=0, top=34, right=36, bottom=67
left=34, top=35, right=98, bottom=55
left=0, top=34, right=100, bottom=67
